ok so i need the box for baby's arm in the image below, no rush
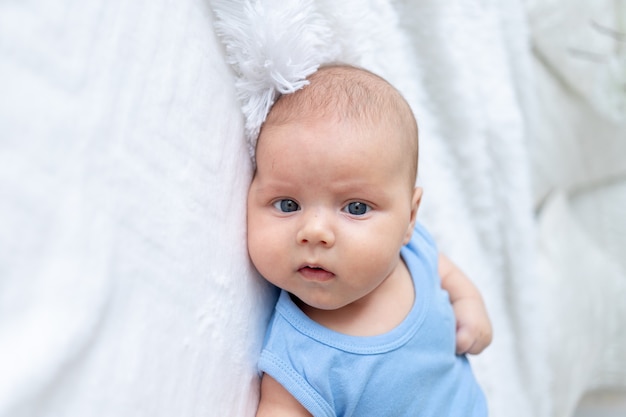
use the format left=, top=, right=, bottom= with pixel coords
left=439, top=254, right=493, bottom=355
left=256, top=374, right=312, bottom=417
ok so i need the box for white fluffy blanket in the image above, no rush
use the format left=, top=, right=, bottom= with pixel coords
left=1, top=0, right=625, bottom=416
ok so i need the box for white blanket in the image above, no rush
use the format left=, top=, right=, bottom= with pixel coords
left=1, top=1, right=625, bottom=416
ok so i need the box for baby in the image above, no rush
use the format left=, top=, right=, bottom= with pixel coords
left=248, top=65, right=492, bottom=416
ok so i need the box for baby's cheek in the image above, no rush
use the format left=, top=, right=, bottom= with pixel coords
left=349, top=245, right=397, bottom=280
left=248, top=227, right=283, bottom=280
left=247, top=225, right=267, bottom=267
left=249, top=236, right=268, bottom=267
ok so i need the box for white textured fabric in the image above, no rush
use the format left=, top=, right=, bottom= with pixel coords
left=528, top=2, right=626, bottom=414
left=0, top=1, right=273, bottom=416
left=1, top=1, right=625, bottom=417
left=527, top=0, right=626, bottom=203
left=527, top=0, right=626, bottom=122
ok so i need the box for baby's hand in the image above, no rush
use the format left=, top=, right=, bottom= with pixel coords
left=439, top=254, right=493, bottom=355
left=452, top=296, right=492, bottom=355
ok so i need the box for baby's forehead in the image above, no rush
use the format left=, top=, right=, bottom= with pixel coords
left=261, top=100, right=414, bottom=161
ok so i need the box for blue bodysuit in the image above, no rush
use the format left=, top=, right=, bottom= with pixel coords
left=259, top=223, right=488, bottom=416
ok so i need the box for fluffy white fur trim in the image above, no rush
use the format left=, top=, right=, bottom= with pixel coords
left=212, top=0, right=339, bottom=158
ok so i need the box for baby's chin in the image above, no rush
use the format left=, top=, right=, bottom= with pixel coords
left=290, top=292, right=350, bottom=312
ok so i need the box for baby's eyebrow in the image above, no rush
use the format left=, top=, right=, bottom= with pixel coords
left=250, top=180, right=293, bottom=195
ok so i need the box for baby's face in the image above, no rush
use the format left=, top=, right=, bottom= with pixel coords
left=247, top=116, right=419, bottom=312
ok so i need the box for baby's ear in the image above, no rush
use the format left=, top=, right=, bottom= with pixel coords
left=404, top=187, right=422, bottom=244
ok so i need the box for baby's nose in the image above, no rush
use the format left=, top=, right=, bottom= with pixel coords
left=296, top=210, right=335, bottom=247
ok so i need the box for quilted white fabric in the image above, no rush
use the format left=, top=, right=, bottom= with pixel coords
left=1, top=1, right=624, bottom=416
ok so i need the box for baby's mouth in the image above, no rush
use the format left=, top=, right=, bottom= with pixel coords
left=298, top=265, right=335, bottom=282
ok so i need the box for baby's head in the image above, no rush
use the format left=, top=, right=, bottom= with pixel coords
left=260, top=65, right=419, bottom=190
left=247, top=65, right=422, bottom=312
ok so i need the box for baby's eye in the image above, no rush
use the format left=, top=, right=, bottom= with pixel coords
left=344, top=201, right=370, bottom=216
left=273, top=199, right=300, bottom=213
